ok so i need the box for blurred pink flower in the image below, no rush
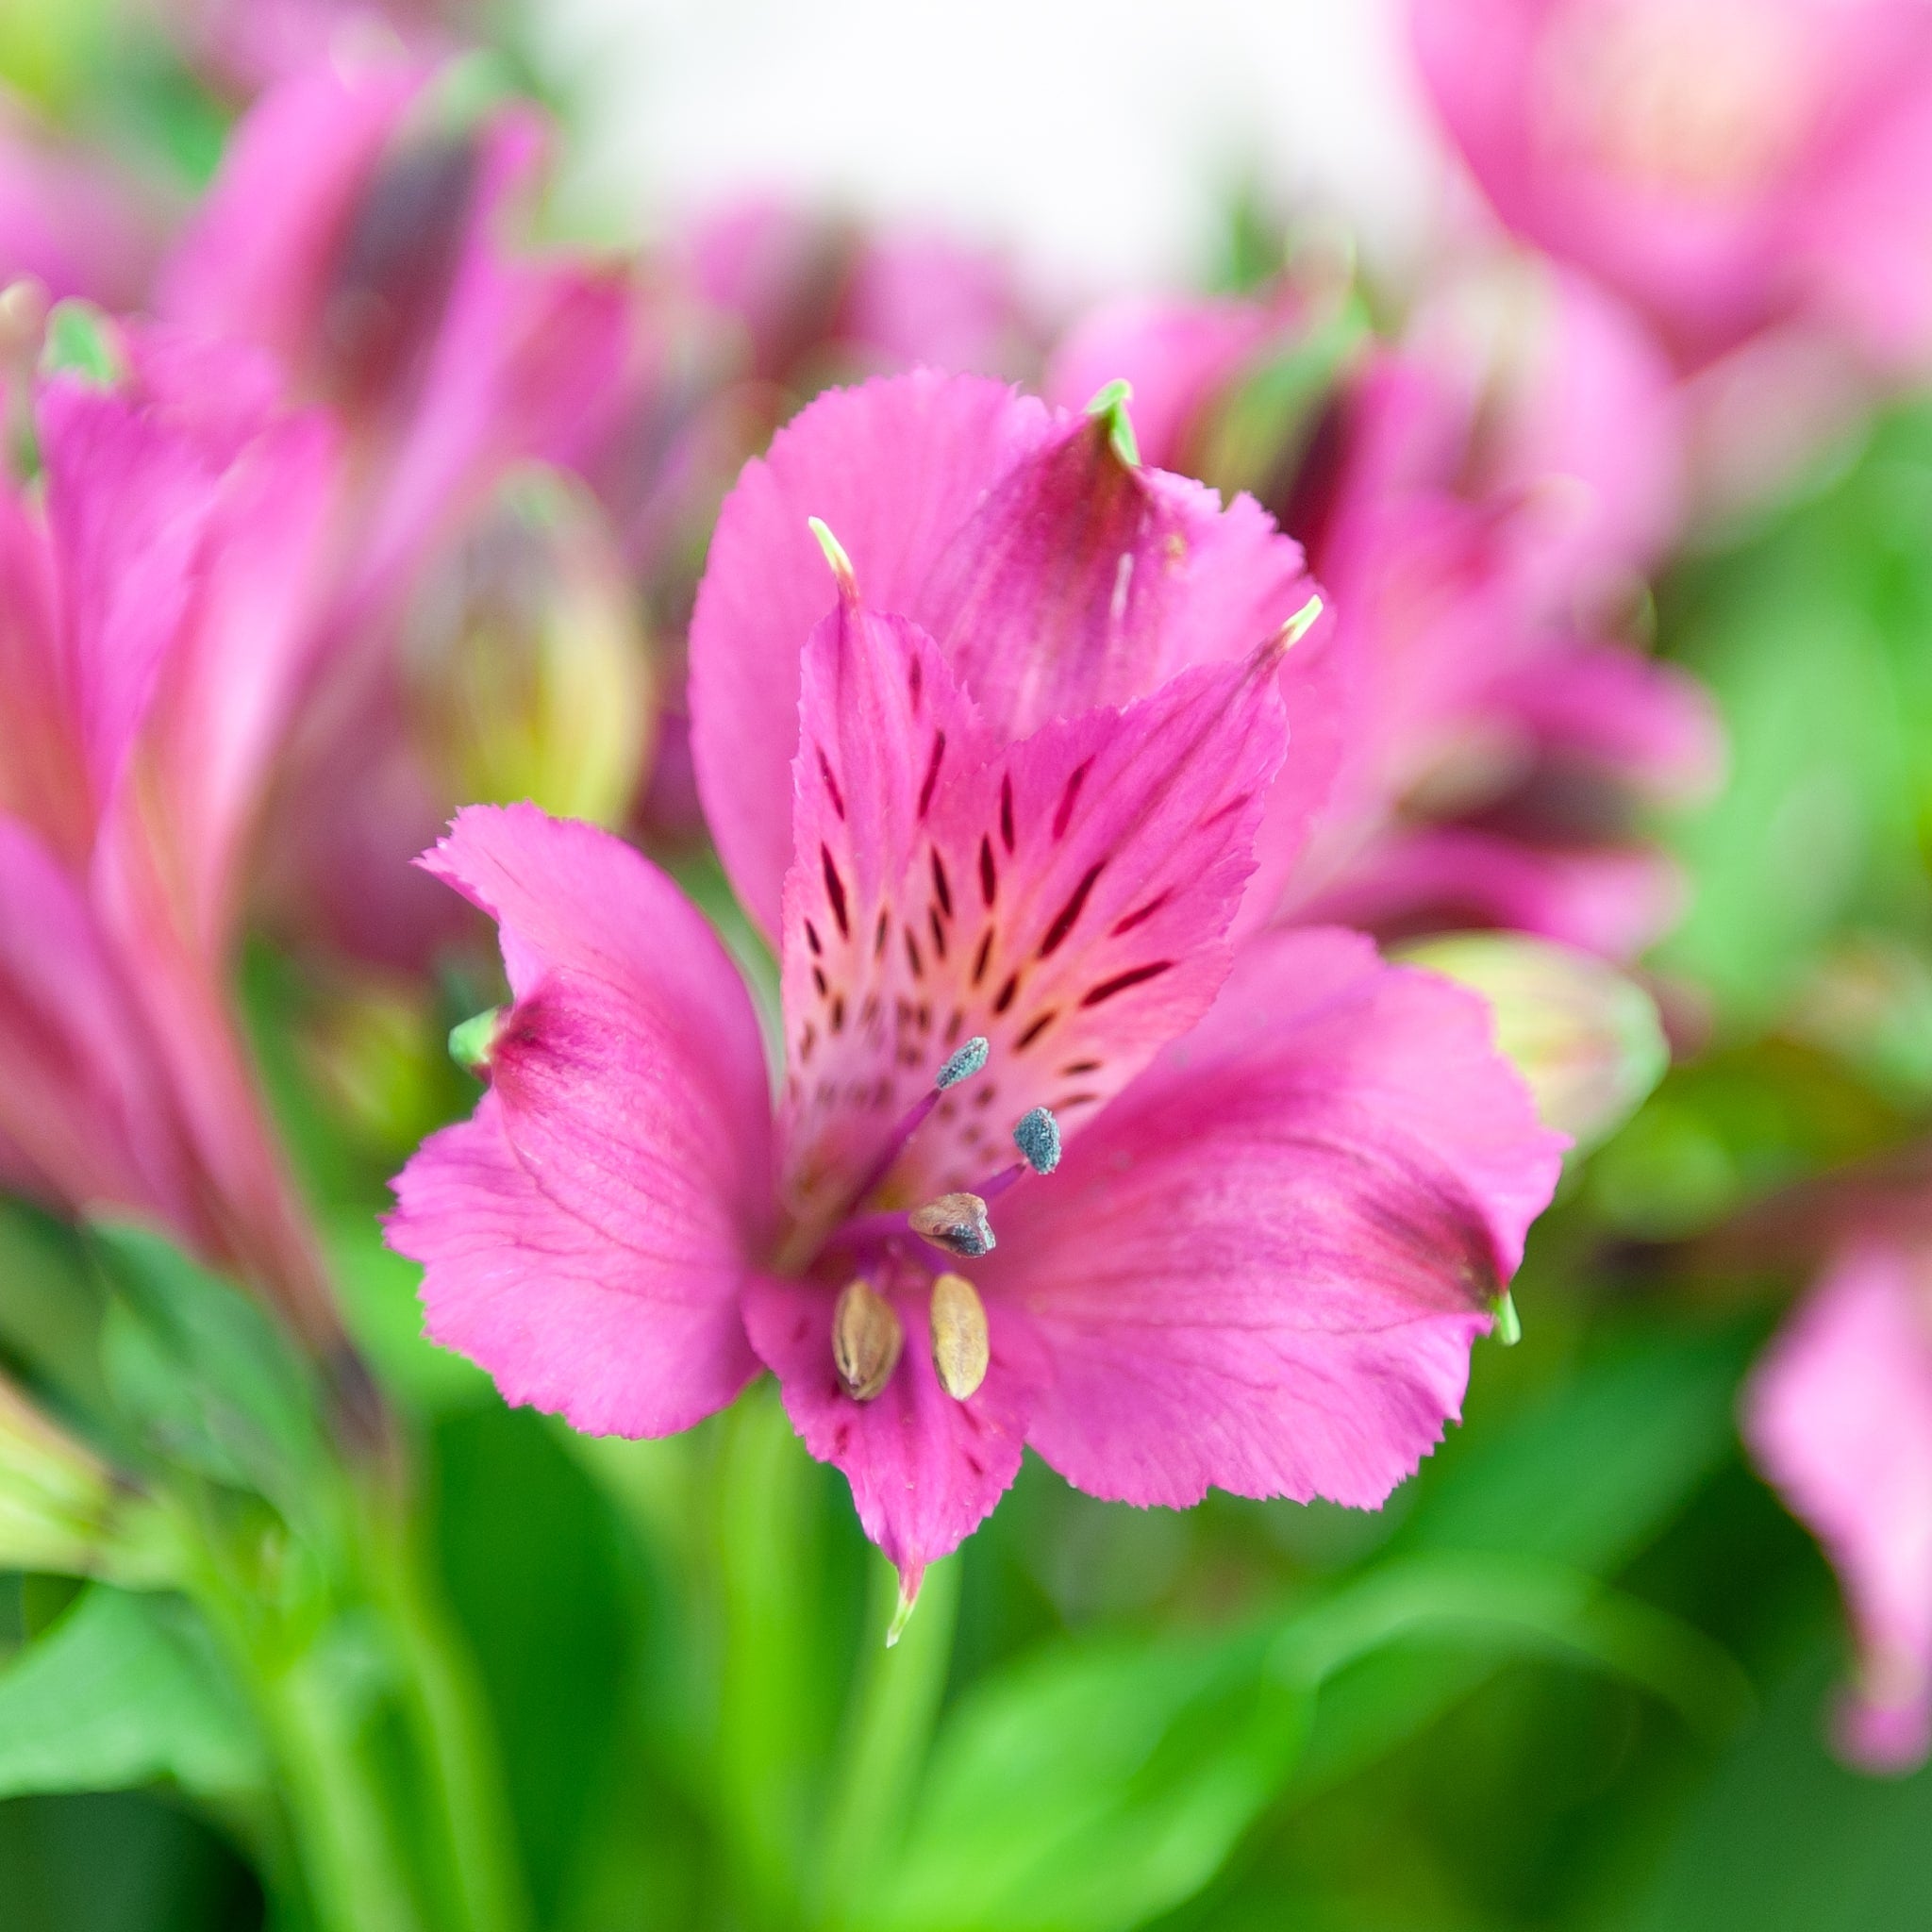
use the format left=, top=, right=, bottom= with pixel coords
left=154, top=53, right=638, bottom=967
left=389, top=375, right=1562, bottom=1594
left=0, top=96, right=158, bottom=309
left=681, top=196, right=1038, bottom=391
left=1047, top=268, right=1717, bottom=959
left=1411, top=0, right=1932, bottom=373
left=1746, top=1238, right=1932, bottom=1772
left=0, top=337, right=347, bottom=1345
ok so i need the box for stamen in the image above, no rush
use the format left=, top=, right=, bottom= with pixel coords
left=929, top=1273, right=990, bottom=1400
left=832, top=1277, right=902, bottom=1400
left=908, top=1192, right=995, bottom=1258
left=845, top=1038, right=991, bottom=1213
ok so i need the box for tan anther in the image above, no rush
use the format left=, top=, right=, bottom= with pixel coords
left=908, top=1191, right=995, bottom=1258
left=929, top=1273, right=990, bottom=1401
left=832, top=1277, right=902, bottom=1402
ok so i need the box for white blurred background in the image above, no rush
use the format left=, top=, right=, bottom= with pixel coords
left=530, top=0, right=1461, bottom=296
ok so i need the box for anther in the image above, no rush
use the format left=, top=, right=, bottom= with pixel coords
left=1012, top=1106, right=1061, bottom=1175
left=936, top=1035, right=991, bottom=1089
left=908, top=1192, right=995, bottom=1259
left=832, top=1278, right=903, bottom=1401
left=929, top=1273, right=990, bottom=1401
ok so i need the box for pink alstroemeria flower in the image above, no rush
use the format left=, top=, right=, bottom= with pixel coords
left=0, top=333, right=346, bottom=1345
left=390, top=374, right=1564, bottom=1598
left=1410, top=0, right=1932, bottom=373
left=0, top=96, right=159, bottom=310
left=1746, top=1238, right=1932, bottom=1772
left=154, top=52, right=636, bottom=968
left=1048, top=272, right=1718, bottom=960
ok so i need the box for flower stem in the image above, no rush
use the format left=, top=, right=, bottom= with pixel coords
left=810, top=1554, right=960, bottom=1931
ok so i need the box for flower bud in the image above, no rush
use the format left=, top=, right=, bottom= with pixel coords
left=832, top=1278, right=903, bottom=1402
left=1396, top=933, right=1668, bottom=1152
left=0, top=1375, right=184, bottom=1588
left=403, top=466, right=656, bottom=828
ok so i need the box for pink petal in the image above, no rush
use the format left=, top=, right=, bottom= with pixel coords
left=778, top=589, right=1289, bottom=1220
left=1490, top=641, right=1724, bottom=804
left=0, top=815, right=203, bottom=1238
left=691, top=372, right=1053, bottom=933
left=1293, top=824, right=1688, bottom=961
left=389, top=806, right=774, bottom=1436
left=743, top=1271, right=1040, bottom=1600
left=1745, top=1241, right=1932, bottom=1772
left=157, top=57, right=423, bottom=372
left=978, top=926, right=1564, bottom=1510
left=0, top=485, right=89, bottom=864
left=689, top=373, right=1320, bottom=938
left=38, top=375, right=229, bottom=811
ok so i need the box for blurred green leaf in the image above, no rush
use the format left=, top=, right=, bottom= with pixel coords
left=1657, top=405, right=1932, bottom=1033
left=325, top=1214, right=491, bottom=1416
left=0, top=1585, right=261, bottom=1801
left=870, top=1624, right=1306, bottom=1932
left=1619, top=1638, right=1932, bottom=1932
left=873, top=1528, right=1743, bottom=1932
left=91, top=1223, right=326, bottom=1520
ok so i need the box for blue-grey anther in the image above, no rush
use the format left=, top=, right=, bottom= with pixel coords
left=936, top=1036, right=991, bottom=1090
left=1012, top=1106, right=1061, bottom=1175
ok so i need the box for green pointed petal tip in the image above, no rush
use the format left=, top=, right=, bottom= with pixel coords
left=808, top=515, right=857, bottom=593
left=1084, top=377, right=1141, bottom=468
left=39, top=299, right=123, bottom=389
left=447, top=1008, right=504, bottom=1077
left=1281, top=593, right=1324, bottom=649
left=885, top=1581, right=918, bottom=1648
left=1491, top=1291, right=1523, bottom=1347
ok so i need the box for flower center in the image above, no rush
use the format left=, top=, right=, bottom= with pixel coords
left=793, top=1041, right=1062, bottom=1406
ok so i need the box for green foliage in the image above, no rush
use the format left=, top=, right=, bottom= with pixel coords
left=0, top=1586, right=262, bottom=1802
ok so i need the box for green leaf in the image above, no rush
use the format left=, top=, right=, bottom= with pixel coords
left=1618, top=1637, right=1932, bottom=1932
left=91, top=1221, right=327, bottom=1517
left=0, top=1585, right=262, bottom=1801
left=870, top=1626, right=1306, bottom=1932
left=871, top=1545, right=1745, bottom=1932
left=325, top=1213, right=491, bottom=1415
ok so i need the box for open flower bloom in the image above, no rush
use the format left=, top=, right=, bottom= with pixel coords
left=1048, top=271, right=1718, bottom=959
left=1410, top=0, right=1932, bottom=373
left=390, top=374, right=1564, bottom=1596
left=1746, top=1238, right=1932, bottom=1772
left=0, top=333, right=346, bottom=1345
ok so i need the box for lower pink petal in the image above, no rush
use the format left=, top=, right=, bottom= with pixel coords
left=743, top=1272, right=1039, bottom=1599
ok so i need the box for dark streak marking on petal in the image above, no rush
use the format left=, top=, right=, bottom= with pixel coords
left=1079, top=960, right=1174, bottom=1007
left=1039, top=862, right=1104, bottom=959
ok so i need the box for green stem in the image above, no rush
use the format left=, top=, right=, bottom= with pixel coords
left=192, top=1557, right=425, bottom=1932
left=357, top=1472, right=530, bottom=1932
left=810, top=1555, right=961, bottom=1932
